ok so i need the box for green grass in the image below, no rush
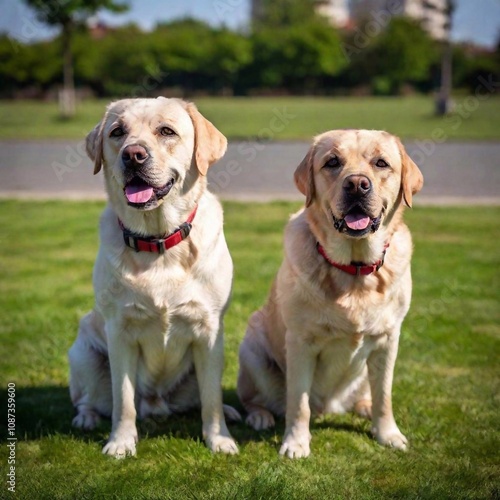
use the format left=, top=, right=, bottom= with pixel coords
left=1, top=200, right=499, bottom=499
left=0, top=95, right=499, bottom=141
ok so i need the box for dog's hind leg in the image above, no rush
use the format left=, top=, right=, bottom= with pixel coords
left=353, top=376, right=373, bottom=420
left=165, top=370, right=242, bottom=422
left=237, top=312, right=285, bottom=431
left=69, top=311, right=112, bottom=430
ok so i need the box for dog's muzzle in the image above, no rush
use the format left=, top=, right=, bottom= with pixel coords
left=124, top=176, right=175, bottom=210
left=331, top=209, right=382, bottom=237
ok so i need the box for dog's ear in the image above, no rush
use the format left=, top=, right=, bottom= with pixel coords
left=86, top=121, right=104, bottom=175
left=396, top=138, right=423, bottom=208
left=185, top=103, right=227, bottom=176
left=294, top=147, right=316, bottom=207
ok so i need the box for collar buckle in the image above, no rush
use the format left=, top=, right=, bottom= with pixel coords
left=155, top=239, right=166, bottom=254
left=352, top=262, right=363, bottom=276
left=178, top=221, right=192, bottom=240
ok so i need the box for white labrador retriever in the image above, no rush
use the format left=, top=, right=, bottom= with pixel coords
left=237, top=129, right=423, bottom=458
left=69, top=97, right=239, bottom=458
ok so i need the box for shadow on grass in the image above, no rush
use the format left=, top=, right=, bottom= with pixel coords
left=313, top=418, right=372, bottom=439
left=13, top=386, right=280, bottom=447
left=13, top=385, right=108, bottom=445
left=14, top=385, right=372, bottom=451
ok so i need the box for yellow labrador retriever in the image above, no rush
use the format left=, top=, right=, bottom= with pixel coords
left=69, top=97, right=239, bottom=458
left=237, top=129, right=423, bottom=458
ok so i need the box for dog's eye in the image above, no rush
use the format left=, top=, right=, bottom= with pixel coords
left=160, top=127, right=176, bottom=137
left=376, top=159, right=389, bottom=168
left=324, top=156, right=341, bottom=169
left=110, top=126, right=125, bottom=138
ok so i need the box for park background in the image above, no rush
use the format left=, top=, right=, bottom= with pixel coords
left=0, top=1, right=499, bottom=499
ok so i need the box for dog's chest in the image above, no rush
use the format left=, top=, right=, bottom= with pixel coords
left=104, top=264, right=218, bottom=341
left=334, top=292, right=396, bottom=335
left=301, top=280, right=407, bottom=339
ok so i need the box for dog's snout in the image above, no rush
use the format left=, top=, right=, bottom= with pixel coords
left=343, top=175, right=372, bottom=197
left=122, top=144, right=149, bottom=167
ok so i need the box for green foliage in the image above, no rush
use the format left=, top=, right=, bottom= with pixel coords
left=2, top=8, right=498, bottom=97
left=251, top=19, right=346, bottom=91
left=0, top=35, right=61, bottom=91
left=372, top=18, right=439, bottom=90
left=22, top=0, right=130, bottom=113
left=71, top=23, right=161, bottom=95
left=343, top=17, right=440, bottom=94
left=150, top=20, right=252, bottom=93
left=452, top=44, right=500, bottom=92
left=0, top=200, right=499, bottom=499
left=253, top=0, right=318, bottom=30
left=24, top=0, right=129, bottom=26
left=73, top=19, right=252, bottom=95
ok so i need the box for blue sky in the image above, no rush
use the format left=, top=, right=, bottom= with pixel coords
left=2, top=0, right=499, bottom=48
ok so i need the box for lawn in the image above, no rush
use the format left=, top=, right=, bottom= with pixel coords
left=0, top=95, right=499, bottom=141
left=0, top=200, right=499, bottom=499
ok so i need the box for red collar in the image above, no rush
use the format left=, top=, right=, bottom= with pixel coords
left=316, top=241, right=389, bottom=276
left=119, top=206, right=197, bottom=254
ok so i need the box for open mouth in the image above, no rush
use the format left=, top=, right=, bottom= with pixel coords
left=124, top=177, right=175, bottom=209
left=332, top=205, right=382, bottom=237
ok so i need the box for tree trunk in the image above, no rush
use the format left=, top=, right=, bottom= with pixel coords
left=435, top=41, right=453, bottom=116
left=435, top=1, right=455, bottom=116
left=59, top=21, right=76, bottom=118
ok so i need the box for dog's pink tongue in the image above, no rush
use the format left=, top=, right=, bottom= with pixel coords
left=345, top=213, right=371, bottom=230
left=125, top=182, right=154, bottom=204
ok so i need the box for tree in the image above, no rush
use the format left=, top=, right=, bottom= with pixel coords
left=250, top=18, right=346, bottom=93
left=368, top=17, right=438, bottom=94
left=252, top=0, right=318, bottom=30
left=24, top=0, right=128, bottom=116
left=435, top=0, right=456, bottom=115
left=206, top=28, right=252, bottom=94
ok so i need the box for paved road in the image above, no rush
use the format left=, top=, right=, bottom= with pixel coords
left=1, top=140, right=499, bottom=204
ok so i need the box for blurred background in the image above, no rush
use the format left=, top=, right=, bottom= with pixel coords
left=1, top=0, right=498, bottom=106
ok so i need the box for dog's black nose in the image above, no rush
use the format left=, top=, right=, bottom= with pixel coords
left=343, top=175, right=372, bottom=197
left=122, top=144, right=149, bottom=167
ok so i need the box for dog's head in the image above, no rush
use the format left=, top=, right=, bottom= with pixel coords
left=86, top=97, right=227, bottom=211
left=294, top=129, right=423, bottom=238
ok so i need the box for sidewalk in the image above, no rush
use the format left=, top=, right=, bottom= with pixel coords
left=1, top=140, right=499, bottom=205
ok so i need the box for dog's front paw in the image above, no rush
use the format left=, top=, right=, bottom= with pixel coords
left=372, top=425, right=408, bottom=451
left=72, top=409, right=100, bottom=430
left=279, top=432, right=311, bottom=459
left=102, top=429, right=138, bottom=459
left=205, top=434, right=239, bottom=455
left=246, top=409, right=275, bottom=430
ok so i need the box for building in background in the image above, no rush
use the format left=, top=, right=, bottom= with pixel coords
left=251, top=0, right=452, bottom=40
left=402, top=0, right=451, bottom=40
left=349, top=0, right=452, bottom=40
left=315, top=0, right=350, bottom=28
